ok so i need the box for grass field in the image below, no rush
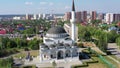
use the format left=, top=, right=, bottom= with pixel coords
left=104, top=56, right=120, bottom=68
left=13, top=50, right=39, bottom=58
left=77, top=46, right=120, bottom=68
left=81, top=57, right=108, bottom=68
left=110, top=55, right=120, bottom=62
left=21, top=65, right=36, bottom=68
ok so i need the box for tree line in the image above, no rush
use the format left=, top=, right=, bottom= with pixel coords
left=0, top=37, right=43, bottom=57
left=77, top=24, right=120, bottom=52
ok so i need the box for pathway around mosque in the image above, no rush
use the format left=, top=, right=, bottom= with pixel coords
left=24, top=57, right=82, bottom=68
left=23, top=48, right=82, bottom=68
left=107, top=43, right=120, bottom=66
left=23, top=46, right=118, bottom=68
left=107, top=43, right=120, bottom=59
left=1, top=43, right=120, bottom=68
left=0, top=50, right=39, bottom=59
left=91, top=43, right=120, bottom=63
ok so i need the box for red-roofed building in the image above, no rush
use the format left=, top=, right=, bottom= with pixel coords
left=117, top=22, right=120, bottom=27
left=17, top=24, right=23, bottom=27
left=0, top=29, right=6, bottom=34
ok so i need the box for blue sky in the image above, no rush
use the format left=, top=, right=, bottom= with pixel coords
left=0, top=0, right=120, bottom=14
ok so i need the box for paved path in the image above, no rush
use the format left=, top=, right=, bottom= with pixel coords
left=24, top=57, right=82, bottom=68
left=108, top=43, right=120, bottom=59
left=91, top=43, right=120, bottom=65
left=0, top=50, right=38, bottom=59
left=107, top=56, right=120, bottom=64
left=0, top=52, right=21, bottom=59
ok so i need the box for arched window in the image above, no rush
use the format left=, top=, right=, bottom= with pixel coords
left=65, top=50, right=71, bottom=57
left=57, top=50, right=64, bottom=59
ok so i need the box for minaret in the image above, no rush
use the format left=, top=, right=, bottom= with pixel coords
left=70, top=0, right=76, bottom=42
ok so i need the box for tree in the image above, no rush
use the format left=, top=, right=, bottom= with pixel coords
left=1, top=37, right=10, bottom=49
left=97, top=32, right=108, bottom=52
left=52, top=61, right=57, bottom=68
left=107, top=30, right=118, bottom=43
left=0, top=57, right=13, bottom=68
left=0, top=37, right=3, bottom=50
left=6, top=41, right=11, bottom=48
left=77, top=24, right=87, bottom=41
left=28, top=38, right=42, bottom=50
left=91, top=20, right=101, bottom=26
left=14, top=38, right=28, bottom=48
left=14, top=38, right=21, bottom=48
left=116, top=37, right=120, bottom=49
left=84, top=30, right=91, bottom=41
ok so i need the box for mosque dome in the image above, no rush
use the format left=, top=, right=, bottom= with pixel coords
left=47, top=26, right=66, bottom=34
left=46, top=26, right=69, bottom=38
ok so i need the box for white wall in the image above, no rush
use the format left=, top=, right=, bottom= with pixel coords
left=43, top=37, right=72, bottom=46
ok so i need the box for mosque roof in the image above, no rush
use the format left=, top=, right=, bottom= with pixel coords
left=47, top=26, right=66, bottom=34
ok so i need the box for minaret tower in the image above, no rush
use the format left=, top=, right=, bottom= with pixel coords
left=70, top=0, right=76, bottom=42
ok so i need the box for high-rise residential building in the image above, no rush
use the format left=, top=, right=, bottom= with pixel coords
left=64, top=12, right=71, bottom=21
left=13, top=16, right=21, bottom=20
left=42, top=14, right=46, bottom=19
left=97, top=13, right=104, bottom=20
left=0, top=18, right=2, bottom=21
left=81, top=11, right=87, bottom=22
left=25, top=14, right=31, bottom=20
left=46, top=14, right=54, bottom=20
left=25, top=14, right=28, bottom=20
left=76, top=11, right=81, bottom=23
left=113, top=14, right=120, bottom=22
left=33, top=14, right=37, bottom=20
left=105, top=13, right=114, bottom=24
left=38, top=14, right=43, bottom=19
left=91, top=11, right=97, bottom=20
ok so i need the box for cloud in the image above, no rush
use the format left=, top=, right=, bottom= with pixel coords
left=40, top=2, right=47, bottom=5
left=37, top=7, right=46, bottom=10
left=49, top=2, right=54, bottom=6
left=25, top=2, right=33, bottom=5
left=40, top=2, right=54, bottom=6
left=65, top=6, right=71, bottom=9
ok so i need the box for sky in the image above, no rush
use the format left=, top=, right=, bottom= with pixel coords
left=0, top=0, right=120, bottom=14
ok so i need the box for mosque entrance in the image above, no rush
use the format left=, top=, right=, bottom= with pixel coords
left=57, top=51, right=64, bottom=59
left=66, top=50, right=71, bottom=57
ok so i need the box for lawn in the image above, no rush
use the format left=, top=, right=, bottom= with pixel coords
left=110, top=55, right=120, bottom=62
left=72, top=56, right=108, bottom=68
left=75, top=47, right=119, bottom=68
left=13, top=50, right=39, bottom=58
left=104, top=56, right=120, bottom=68
left=81, top=57, right=108, bottom=68
left=21, top=65, right=36, bottom=68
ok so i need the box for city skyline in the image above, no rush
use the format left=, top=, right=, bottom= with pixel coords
left=0, top=0, right=120, bottom=14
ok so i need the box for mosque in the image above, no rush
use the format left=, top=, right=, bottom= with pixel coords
left=39, top=0, right=79, bottom=63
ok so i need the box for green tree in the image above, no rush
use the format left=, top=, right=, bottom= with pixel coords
left=0, top=37, right=3, bottom=50
left=28, top=38, right=42, bottom=50
left=1, top=37, right=10, bottom=49
left=84, top=30, right=91, bottom=41
left=97, top=32, right=108, bottom=52
left=0, top=57, right=13, bottom=68
left=91, top=20, right=101, bottom=26
left=52, top=61, right=57, bottom=68
left=107, top=30, right=118, bottom=43
left=77, top=24, right=87, bottom=41
left=14, top=38, right=27, bottom=48
left=15, top=38, right=21, bottom=48
left=116, top=37, right=120, bottom=49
